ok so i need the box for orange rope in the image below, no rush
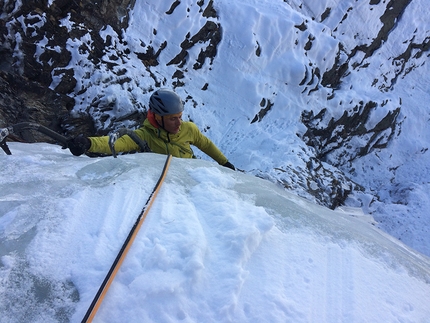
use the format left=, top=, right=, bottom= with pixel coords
left=82, top=154, right=173, bottom=322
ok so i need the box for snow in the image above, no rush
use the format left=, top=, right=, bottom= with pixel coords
left=2, top=0, right=430, bottom=321
left=1, top=143, right=430, bottom=323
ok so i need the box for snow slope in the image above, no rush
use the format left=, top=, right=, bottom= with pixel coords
left=1, top=143, right=430, bottom=322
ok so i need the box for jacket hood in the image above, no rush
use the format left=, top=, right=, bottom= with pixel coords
left=147, top=110, right=160, bottom=128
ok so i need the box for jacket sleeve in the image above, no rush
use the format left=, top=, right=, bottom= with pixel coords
left=189, top=123, right=228, bottom=165
left=88, top=133, right=141, bottom=155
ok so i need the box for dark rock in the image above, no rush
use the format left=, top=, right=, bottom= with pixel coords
left=168, top=20, right=222, bottom=70
left=321, top=0, right=415, bottom=91
left=0, top=0, right=136, bottom=141
left=300, top=101, right=402, bottom=166
left=0, top=71, right=75, bottom=142
left=251, top=99, right=274, bottom=124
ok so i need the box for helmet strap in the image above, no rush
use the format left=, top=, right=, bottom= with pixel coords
left=154, top=114, right=167, bottom=131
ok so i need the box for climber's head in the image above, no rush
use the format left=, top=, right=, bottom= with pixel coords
left=149, top=89, right=184, bottom=134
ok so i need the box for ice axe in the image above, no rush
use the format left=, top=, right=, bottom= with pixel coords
left=0, top=122, right=69, bottom=155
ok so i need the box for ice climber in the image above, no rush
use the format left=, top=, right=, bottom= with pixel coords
left=67, top=88, right=236, bottom=170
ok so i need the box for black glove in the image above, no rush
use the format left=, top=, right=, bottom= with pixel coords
left=223, top=161, right=235, bottom=170
left=67, top=135, right=91, bottom=156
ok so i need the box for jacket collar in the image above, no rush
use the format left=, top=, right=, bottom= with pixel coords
left=144, top=113, right=181, bottom=142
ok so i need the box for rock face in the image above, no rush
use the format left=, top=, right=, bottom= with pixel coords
left=0, top=0, right=222, bottom=137
left=0, top=0, right=136, bottom=140
left=0, top=0, right=427, bottom=210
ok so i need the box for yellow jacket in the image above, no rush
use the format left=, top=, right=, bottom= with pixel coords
left=88, top=118, right=228, bottom=165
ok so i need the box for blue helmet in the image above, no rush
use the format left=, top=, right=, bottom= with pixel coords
left=149, top=89, right=184, bottom=116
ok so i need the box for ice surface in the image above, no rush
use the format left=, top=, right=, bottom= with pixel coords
left=1, top=143, right=429, bottom=322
